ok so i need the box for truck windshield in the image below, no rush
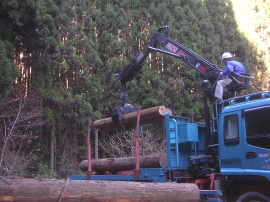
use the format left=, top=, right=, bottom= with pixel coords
left=245, top=106, right=270, bottom=149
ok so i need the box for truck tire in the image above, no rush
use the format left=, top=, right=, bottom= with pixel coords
left=236, top=192, right=270, bottom=202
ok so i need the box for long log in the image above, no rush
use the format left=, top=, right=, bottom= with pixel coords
left=93, top=106, right=172, bottom=132
left=79, top=154, right=167, bottom=172
left=0, top=178, right=199, bottom=202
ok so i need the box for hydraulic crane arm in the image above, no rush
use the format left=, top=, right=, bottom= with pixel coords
left=110, top=27, right=170, bottom=102
left=117, top=27, right=170, bottom=84
left=111, top=26, right=223, bottom=106
left=147, top=31, right=222, bottom=83
left=110, top=26, right=251, bottom=131
left=115, top=26, right=222, bottom=88
left=110, top=26, right=222, bottom=131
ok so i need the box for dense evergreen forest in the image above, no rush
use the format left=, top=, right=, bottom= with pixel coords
left=0, top=0, right=269, bottom=178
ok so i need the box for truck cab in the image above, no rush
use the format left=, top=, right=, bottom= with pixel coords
left=218, top=92, right=270, bottom=201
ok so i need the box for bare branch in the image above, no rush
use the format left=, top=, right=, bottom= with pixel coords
left=0, top=88, right=46, bottom=176
left=99, top=129, right=166, bottom=158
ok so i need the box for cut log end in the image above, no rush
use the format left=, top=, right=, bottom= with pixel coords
left=159, top=106, right=172, bottom=116
left=159, top=154, right=167, bottom=168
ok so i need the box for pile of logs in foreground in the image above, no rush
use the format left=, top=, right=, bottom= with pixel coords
left=93, top=106, right=172, bottom=132
left=0, top=178, right=199, bottom=202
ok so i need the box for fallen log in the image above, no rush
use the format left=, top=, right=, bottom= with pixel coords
left=79, top=154, right=167, bottom=172
left=93, top=106, right=172, bottom=132
left=0, top=178, right=199, bottom=202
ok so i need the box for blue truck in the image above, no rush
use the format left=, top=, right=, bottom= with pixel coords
left=70, top=27, right=270, bottom=202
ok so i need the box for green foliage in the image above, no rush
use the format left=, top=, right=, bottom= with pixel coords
left=0, top=40, right=17, bottom=99
left=231, top=0, right=270, bottom=91
left=36, top=163, right=58, bottom=179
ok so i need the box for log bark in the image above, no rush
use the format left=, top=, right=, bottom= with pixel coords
left=93, top=106, right=172, bottom=132
left=79, top=154, right=167, bottom=172
left=0, top=178, right=199, bottom=202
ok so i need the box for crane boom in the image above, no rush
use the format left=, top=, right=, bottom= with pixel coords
left=111, top=26, right=251, bottom=131
left=116, top=26, right=221, bottom=86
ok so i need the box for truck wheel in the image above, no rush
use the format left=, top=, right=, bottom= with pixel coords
left=236, top=192, right=270, bottom=202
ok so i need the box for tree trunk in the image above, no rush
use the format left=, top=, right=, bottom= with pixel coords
left=0, top=178, right=199, bottom=202
left=93, top=106, right=172, bottom=132
left=79, top=154, right=167, bottom=172
left=95, top=129, right=99, bottom=159
left=50, top=126, right=55, bottom=171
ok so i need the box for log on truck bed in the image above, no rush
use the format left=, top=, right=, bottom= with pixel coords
left=93, top=106, right=172, bottom=132
left=79, top=154, right=167, bottom=172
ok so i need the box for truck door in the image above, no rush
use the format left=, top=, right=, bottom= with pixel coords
left=243, top=106, right=270, bottom=176
left=219, top=112, right=245, bottom=174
